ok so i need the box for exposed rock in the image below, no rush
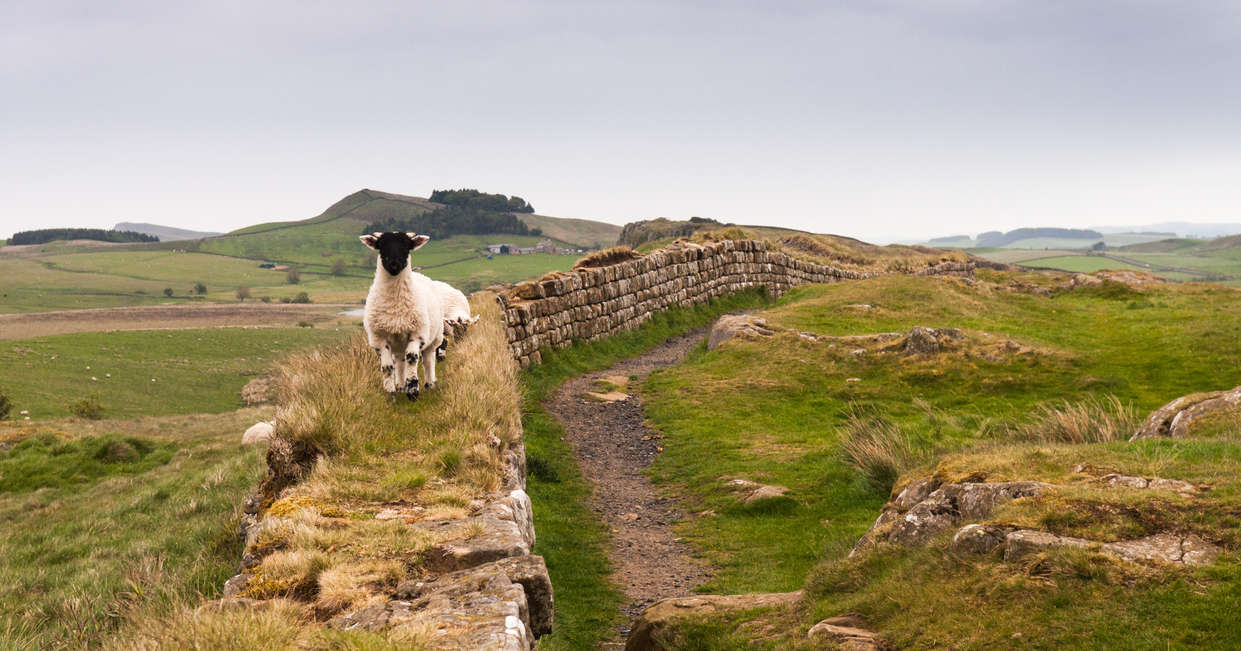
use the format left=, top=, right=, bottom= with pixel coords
left=241, top=376, right=272, bottom=405
left=1131, top=386, right=1241, bottom=441
left=807, top=616, right=882, bottom=650
left=707, top=314, right=776, bottom=350
left=586, top=391, right=629, bottom=402
left=893, top=477, right=941, bottom=511
left=725, top=478, right=760, bottom=490
left=1069, top=273, right=1104, bottom=288
left=1003, top=529, right=1095, bottom=562
left=951, top=524, right=1015, bottom=555
left=893, top=326, right=966, bottom=356
left=221, top=573, right=250, bottom=598
left=1099, top=473, right=1198, bottom=494
left=625, top=591, right=803, bottom=651
left=478, top=489, right=536, bottom=549
left=415, top=516, right=531, bottom=573
left=1003, top=529, right=1222, bottom=567
left=241, top=421, right=274, bottom=445
left=396, top=555, right=553, bottom=637
left=743, top=484, right=789, bottom=504
left=853, top=480, right=1047, bottom=554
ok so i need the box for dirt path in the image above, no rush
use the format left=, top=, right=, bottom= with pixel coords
left=545, top=329, right=712, bottom=645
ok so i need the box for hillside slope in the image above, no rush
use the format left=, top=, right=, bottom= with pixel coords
left=630, top=270, right=1241, bottom=648
left=114, top=222, right=222, bottom=241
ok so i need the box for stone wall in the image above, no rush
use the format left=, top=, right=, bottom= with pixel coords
left=497, top=239, right=974, bottom=367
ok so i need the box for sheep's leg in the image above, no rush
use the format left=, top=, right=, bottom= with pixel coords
left=374, top=342, right=398, bottom=394
left=422, top=337, right=439, bottom=391
left=436, top=331, right=448, bottom=362
left=402, top=338, right=423, bottom=400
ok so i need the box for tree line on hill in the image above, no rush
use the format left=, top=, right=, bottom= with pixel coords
left=429, top=189, right=534, bottom=213
left=364, top=189, right=541, bottom=239
left=975, top=228, right=1103, bottom=247
left=8, top=228, right=159, bottom=245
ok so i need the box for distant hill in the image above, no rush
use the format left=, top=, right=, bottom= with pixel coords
left=9, top=228, right=158, bottom=246
left=114, top=222, right=222, bottom=241
left=977, top=228, right=1102, bottom=248
left=1094, top=222, right=1241, bottom=238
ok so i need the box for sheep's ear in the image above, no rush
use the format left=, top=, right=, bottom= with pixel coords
left=359, top=234, right=379, bottom=249
left=410, top=234, right=431, bottom=250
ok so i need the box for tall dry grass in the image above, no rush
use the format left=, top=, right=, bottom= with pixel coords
left=839, top=406, right=915, bottom=490
left=271, top=291, right=521, bottom=497
left=1007, top=395, right=1138, bottom=445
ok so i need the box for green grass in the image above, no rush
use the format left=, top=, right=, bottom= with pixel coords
left=0, top=432, right=175, bottom=493
left=0, top=327, right=350, bottom=419
left=519, top=288, right=774, bottom=649
left=1018, top=255, right=1150, bottom=273
left=634, top=272, right=1241, bottom=646
left=0, top=409, right=269, bottom=649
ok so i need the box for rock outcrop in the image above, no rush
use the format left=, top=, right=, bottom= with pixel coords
left=807, top=615, right=882, bottom=650
left=1130, top=386, right=1241, bottom=441
left=852, top=478, right=1048, bottom=555
left=498, top=239, right=973, bottom=367
left=1000, top=529, right=1221, bottom=567
left=625, top=591, right=803, bottom=651
left=707, top=314, right=775, bottom=350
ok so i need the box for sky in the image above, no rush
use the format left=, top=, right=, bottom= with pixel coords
left=3, top=0, right=1241, bottom=243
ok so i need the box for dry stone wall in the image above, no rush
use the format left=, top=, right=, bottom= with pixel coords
left=497, top=239, right=973, bottom=366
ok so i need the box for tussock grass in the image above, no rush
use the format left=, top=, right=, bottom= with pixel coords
left=839, top=407, right=915, bottom=491
left=1007, top=395, right=1138, bottom=445
left=572, top=245, right=642, bottom=270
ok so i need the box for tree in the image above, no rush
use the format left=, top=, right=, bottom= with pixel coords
left=330, top=259, right=348, bottom=276
left=163, top=288, right=174, bottom=297
left=286, top=268, right=301, bottom=284
left=194, top=282, right=207, bottom=294
left=236, top=286, right=251, bottom=302
left=291, top=292, right=311, bottom=304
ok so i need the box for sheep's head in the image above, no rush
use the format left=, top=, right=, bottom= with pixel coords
left=359, top=232, right=430, bottom=276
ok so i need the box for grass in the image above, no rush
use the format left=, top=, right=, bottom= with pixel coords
left=632, top=270, right=1241, bottom=645
left=0, top=327, right=350, bottom=420
left=519, top=288, right=775, bottom=649
left=0, top=409, right=270, bottom=649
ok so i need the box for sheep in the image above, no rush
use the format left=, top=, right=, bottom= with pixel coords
left=430, top=279, right=479, bottom=361
left=359, top=231, right=445, bottom=400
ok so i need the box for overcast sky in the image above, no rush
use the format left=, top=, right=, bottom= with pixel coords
left=3, top=1, right=1240, bottom=242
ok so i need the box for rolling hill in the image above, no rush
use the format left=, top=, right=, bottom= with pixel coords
left=114, top=222, right=222, bottom=241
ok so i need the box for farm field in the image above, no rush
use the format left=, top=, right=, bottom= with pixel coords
left=1017, top=255, right=1150, bottom=273
left=0, top=326, right=350, bottom=420
left=630, top=271, right=1241, bottom=646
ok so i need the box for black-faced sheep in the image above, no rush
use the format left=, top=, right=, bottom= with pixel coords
left=430, top=279, right=479, bottom=361
left=359, top=232, right=445, bottom=400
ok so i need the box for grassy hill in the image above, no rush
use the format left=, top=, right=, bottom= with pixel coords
left=0, top=189, right=621, bottom=314
left=585, top=269, right=1241, bottom=647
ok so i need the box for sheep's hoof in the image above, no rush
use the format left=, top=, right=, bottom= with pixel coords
left=424, top=381, right=437, bottom=391
left=436, top=349, right=446, bottom=361
left=404, top=380, right=420, bottom=401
